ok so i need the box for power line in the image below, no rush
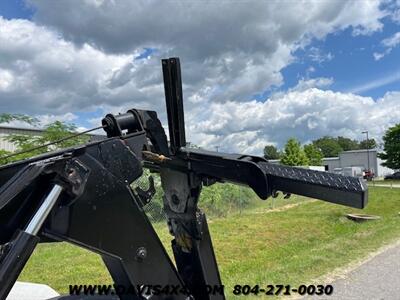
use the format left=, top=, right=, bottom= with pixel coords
left=0, top=125, right=105, bottom=161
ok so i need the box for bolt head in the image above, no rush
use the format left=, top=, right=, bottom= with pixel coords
left=136, top=247, right=147, bottom=260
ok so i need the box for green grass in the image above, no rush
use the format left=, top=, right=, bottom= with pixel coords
left=206, top=192, right=312, bottom=219
left=19, top=187, right=400, bottom=299
left=370, top=179, right=400, bottom=186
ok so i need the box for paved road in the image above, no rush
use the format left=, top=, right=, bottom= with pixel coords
left=304, top=243, right=400, bottom=300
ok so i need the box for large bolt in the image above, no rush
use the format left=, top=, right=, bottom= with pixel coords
left=136, top=247, right=147, bottom=261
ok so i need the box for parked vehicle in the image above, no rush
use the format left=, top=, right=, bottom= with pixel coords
left=333, top=168, right=343, bottom=175
left=333, top=167, right=364, bottom=179
left=363, top=170, right=374, bottom=181
left=343, top=167, right=364, bottom=178
left=384, top=171, right=400, bottom=180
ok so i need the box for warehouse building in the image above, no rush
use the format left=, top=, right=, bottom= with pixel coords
left=0, top=125, right=104, bottom=152
left=322, top=149, right=392, bottom=178
left=268, top=148, right=393, bottom=178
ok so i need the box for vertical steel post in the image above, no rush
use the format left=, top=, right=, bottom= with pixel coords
left=162, top=57, right=186, bottom=155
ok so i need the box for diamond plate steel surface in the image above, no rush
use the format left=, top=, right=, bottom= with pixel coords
left=258, top=162, right=364, bottom=192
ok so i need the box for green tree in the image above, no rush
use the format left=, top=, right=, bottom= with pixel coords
left=0, top=113, right=39, bottom=125
left=378, top=124, right=400, bottom=170
left=312, top=136, right=343, bottom=157
left=281, top=138, right=309, bottom=166
left=0, top=114, right=90, bottom=165
left=263, top=145, right=280, bottom=160
left=359, top=138, right=377, bottom=149
left=337, top=136, right=359, bottom=151
left=304, top=144, right=323, bottom=165
left=0, top=149, right=10, bottom=160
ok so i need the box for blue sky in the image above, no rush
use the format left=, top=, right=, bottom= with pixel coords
left=267, top=20, right=400, bottom=99
left=3, top=0, right=399, bottom=100
left=0, top=0, right=34, bottom=20
left=54, top=15, right=400, bottom=129
left=0, top=1, right=399, bottom=154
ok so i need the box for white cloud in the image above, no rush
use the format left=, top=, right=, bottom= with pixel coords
left=382, top=31, right=400, bottom=47
left=30, top=1, right=385, bottom=54
left=291, top=77, right=334, bottom=92
left=393, top=9, right=400, bottom=23
left=308, top=47, right=334, bottom=63
left=0, top=1, right=396, bottom=155
left=38, top=112, right=78, bottom=125
left=0, top=112, right=78, bottom=129
left=16, top=0, right=385, bottom=110
left=373, top=31, right=400, bottom=60
left=0, top=17, right=158, bottom=115
left=0, top=2, right=386, bottom=114
left=373, top=51, right=388, bottom=61
left=0, top=69, right=14, bottom=91
left=348, top=71, right=400, bottom=94
left=187, top=89, right=400, bottom=155
left=389, top=0, right=400, bottom=23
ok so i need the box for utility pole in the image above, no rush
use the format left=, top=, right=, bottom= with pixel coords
left=362, top=131, right=370, bottom=179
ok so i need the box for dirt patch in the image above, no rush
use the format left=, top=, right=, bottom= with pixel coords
left=251, top=199, right=317, bottom=214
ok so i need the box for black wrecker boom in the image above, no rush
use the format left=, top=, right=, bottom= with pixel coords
left=0, top=58, right=367, bottom=300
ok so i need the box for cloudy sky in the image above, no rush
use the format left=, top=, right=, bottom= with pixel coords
left=0, top=0, right=399, bottom=155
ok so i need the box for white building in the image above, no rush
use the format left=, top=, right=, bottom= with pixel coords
left=0, top=126, right=44, bottom=152
left=267, top=148, right=393, bottom=178
left=322, top=149, right=392, bottom=178
left=0, top=125, right=104, bottom=152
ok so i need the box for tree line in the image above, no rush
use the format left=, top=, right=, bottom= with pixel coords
left=264, top=138, right=323, bottom=166
left=0, top=113, right=399, bottom=220
left=1, top=113, right=399, bottom=171
left=0, top=113, right=89, bottom=165
left=264, top=131, right=400, bottom=169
